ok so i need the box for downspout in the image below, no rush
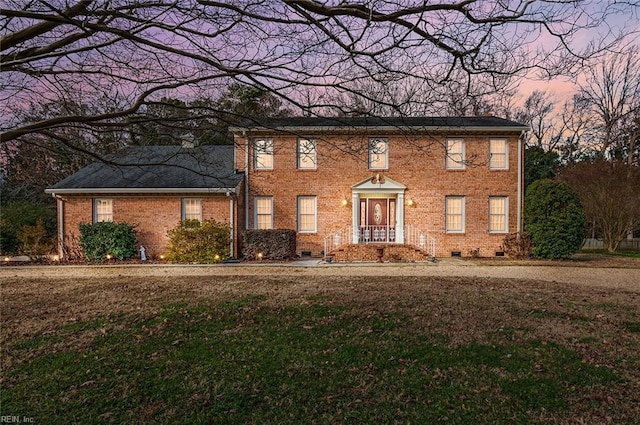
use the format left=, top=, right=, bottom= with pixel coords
left=244, top=134, right=250, bottom=230
left=229, top=193, right=234, bottom=258
left=517, top=130, right=525, bottom=233
left=51, top=194, right=64, bottom=258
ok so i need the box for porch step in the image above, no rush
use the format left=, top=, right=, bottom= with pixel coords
left=329, top=244, right=432, bottom=263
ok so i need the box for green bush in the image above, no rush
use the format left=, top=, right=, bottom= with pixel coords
left=166, top=220, right=231, bottom=263
left=524, top=179, right=586, bottom=259
left=79, top=222, right=138, bottom=263
left=241, top=229, right=296, bottom=260
left=0, top=200, right=56, bottom=255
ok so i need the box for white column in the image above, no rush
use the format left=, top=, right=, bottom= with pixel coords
left=352, top=192, right=359, bottom=243
left=396, top=192, right=405, bottom=243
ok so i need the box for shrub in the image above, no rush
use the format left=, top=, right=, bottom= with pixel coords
left=166, top=219, right=231, bottom=263
left=241, top=229, right=296, bottom=260
left=0, top=200, right=56, bottom=255
left=79, top=222, right=138, bottom=263
left=524, top=179, right=586, bottom=259
left=501, top=232, right=534, bottom=259
left=17, top=219, right=53, bottom=258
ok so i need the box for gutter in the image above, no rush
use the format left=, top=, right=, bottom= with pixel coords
left=44, top=187, right=238, bottom=195
left=230, top=125, right=530, bottom=134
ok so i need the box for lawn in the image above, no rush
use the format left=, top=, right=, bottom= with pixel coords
left=1, top=271, right=639, bottom=424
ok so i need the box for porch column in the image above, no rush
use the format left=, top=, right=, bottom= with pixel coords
left=352, top=192, right=359, bottom=243
left=396, top=192, right=405, bottom=243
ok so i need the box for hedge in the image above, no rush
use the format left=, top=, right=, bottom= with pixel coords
left=79, top=222, right=138, bottom=263
left=241, top=229, right=297, bottom=260
left=166, top=219, right=231, bottom=263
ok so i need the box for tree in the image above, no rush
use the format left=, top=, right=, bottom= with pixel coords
left=524, top=179, right=586, bottom=259
left=524, top=146, right=559, bottom=189
left=2, top=0, right=637, bottom=151
left=560, top=160, right=640, bottom=252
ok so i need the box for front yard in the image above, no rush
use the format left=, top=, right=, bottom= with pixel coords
left=1, top=261, right=639, bottom=423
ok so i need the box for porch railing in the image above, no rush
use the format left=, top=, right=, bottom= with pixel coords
left=323, top=225, right=436, bottom=259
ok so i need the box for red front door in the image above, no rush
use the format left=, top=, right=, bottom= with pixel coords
left=360, top=198, right=395, bottom=242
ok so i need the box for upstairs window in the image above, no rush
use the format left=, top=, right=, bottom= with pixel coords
left=255, top=196, right=273, bottom=229
left=489, top=139, right=508, bottom=170
left=254, top=139, right=273, bottom=169
left=369, top=138, right=388, bottom=170
left=446, top=138, right=465, bottom=169
left=93, top=199, right=113, bottom=223
left=298, top=138, right=317, bottom=169
left=182, top=198, right=203, bottom=222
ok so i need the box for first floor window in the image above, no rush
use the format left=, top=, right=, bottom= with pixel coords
left=182, top=198, right=203, bottom=222
left=298, top=196, right=317, bottom=233
left=446, top=138, right=465, bottom=169
left=489, top=196, right=508, bottom=233
left=94, top=199, right=113, bottom=222
left=369, top=138, right=388, bottom=169
left=445, top=196, right=465, bottom=233
left=254, top=138, right=274, bottom=169
left=489, top=138, right=508, bottom=169
left=255, top=196, right=273, bottom=229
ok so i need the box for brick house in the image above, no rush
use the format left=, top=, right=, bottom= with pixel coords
left=46, top=116, right=528, bottom=260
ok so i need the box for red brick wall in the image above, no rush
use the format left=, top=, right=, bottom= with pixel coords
left=236, top=131, right=523, bottom=258
left=58, top=194, right=237, bottom=259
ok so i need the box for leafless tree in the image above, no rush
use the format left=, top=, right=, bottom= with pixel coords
left=2, top=0, right=639, bottom=149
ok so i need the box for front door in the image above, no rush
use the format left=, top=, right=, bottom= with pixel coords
left=360, top=198, right=396, bottom=242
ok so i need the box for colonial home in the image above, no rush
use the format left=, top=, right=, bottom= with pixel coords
left=46, top=116, right=528, bottom=261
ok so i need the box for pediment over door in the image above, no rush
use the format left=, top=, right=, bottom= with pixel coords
left=351, top=175, right=406, bottom=193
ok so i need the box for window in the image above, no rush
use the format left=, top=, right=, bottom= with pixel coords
left=298, top=138, right=317, bottom=169
left=489, top=139, right=508, bottom=169
left=489, top=197, right=509, bottom=233
left=182, top=198, right=202, bottom=222
left=255, top=197, right=273, bottom=229
left=254, top=139, right=273, bottom=169
left=445, top=196, right=465, bottom=233
left=94, top=199, right=113, bottom=223
left=446, top=138, right=465, bottom=169
left=298, top=196, right=317, bottom=233
left=369, top=138, right=388, bottom=169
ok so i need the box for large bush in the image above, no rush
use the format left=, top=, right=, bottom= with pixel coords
left=524, top=179, right=586, bottom=259
left=79, top=222, right=138, bottom=263
left=166, top=219, right=231, bottom=263
left=241, top=229, right=296, bottom=260
left=0, top=200, right=56, bottom=255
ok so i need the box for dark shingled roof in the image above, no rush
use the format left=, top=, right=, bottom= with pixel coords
left=230, top=116, right=528, bottom=132
left=46, top=145, right=243, bottom=194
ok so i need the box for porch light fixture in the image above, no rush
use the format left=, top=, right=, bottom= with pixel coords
left=341, top=197, right=348, bottom=206
left=407, top=197, right=415, bottom=207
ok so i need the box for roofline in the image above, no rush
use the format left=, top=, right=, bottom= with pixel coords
left=45, top=187, right=238, bottom=195
left=229, top=125, right=529, bottom=134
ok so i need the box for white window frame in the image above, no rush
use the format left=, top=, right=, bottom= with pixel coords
left=368, top=138, right=388, bottom=170
left=297, top=196, right=317, bottom=233
left=445, top=196, right=465, bottom=233
left=446, top=138, right=465, bottom=170
left=255, top=196, right=273, bottom=229
left=489, top=138, right=509, bottom=170
left=182, top=198, right=203, bottom=222
left=93, top=199, right=113, bottom=223
left=489, top=196, right=509, bottom=233
left=297, top=138, right=317, bottom=170
left=254, top=138, right=274, bottom=170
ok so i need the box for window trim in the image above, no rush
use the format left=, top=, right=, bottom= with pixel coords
left=254, top=138, right=274, bottom=170
left=488, top=196, right=509, bottom=233
left=93, top=198, right=113, bottom=223
left=445, top=138, right=465, bottom=170
left=297, top=138, right=317, bottom=170
left=368, top=137, right=388, bottom=170
left=489, top=138, right=509, bottom=170
left=445, top=196, right=465, bottom=233
left=254, top=196, right=274, bottom=229
left=297, top=195, right=317, bottom=233
left=182, top=198, right=203, bottom=222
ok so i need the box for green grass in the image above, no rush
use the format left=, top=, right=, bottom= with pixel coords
left=2, top=296, right=622, bottom=424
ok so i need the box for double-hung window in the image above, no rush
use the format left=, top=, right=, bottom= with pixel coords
left=489, top=139, right=508, bottom=170
left=445, top=196, right=465, bottom=233
left=298, top=138, right=317, bottom=169
left=489, top=197, right=508, bottom=233
left=254, top=139, right=273, bottom=169
left=369, top=138, right=388, bottom=170
left=182, top=198, right=203, bottom=222
left=446, top=138, right=465, bottom=169
left=255, top=197, right=273, bottom=229
left=94, top=199, right=113, bottom=223
left=298, top=196, right=317, bottom=233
